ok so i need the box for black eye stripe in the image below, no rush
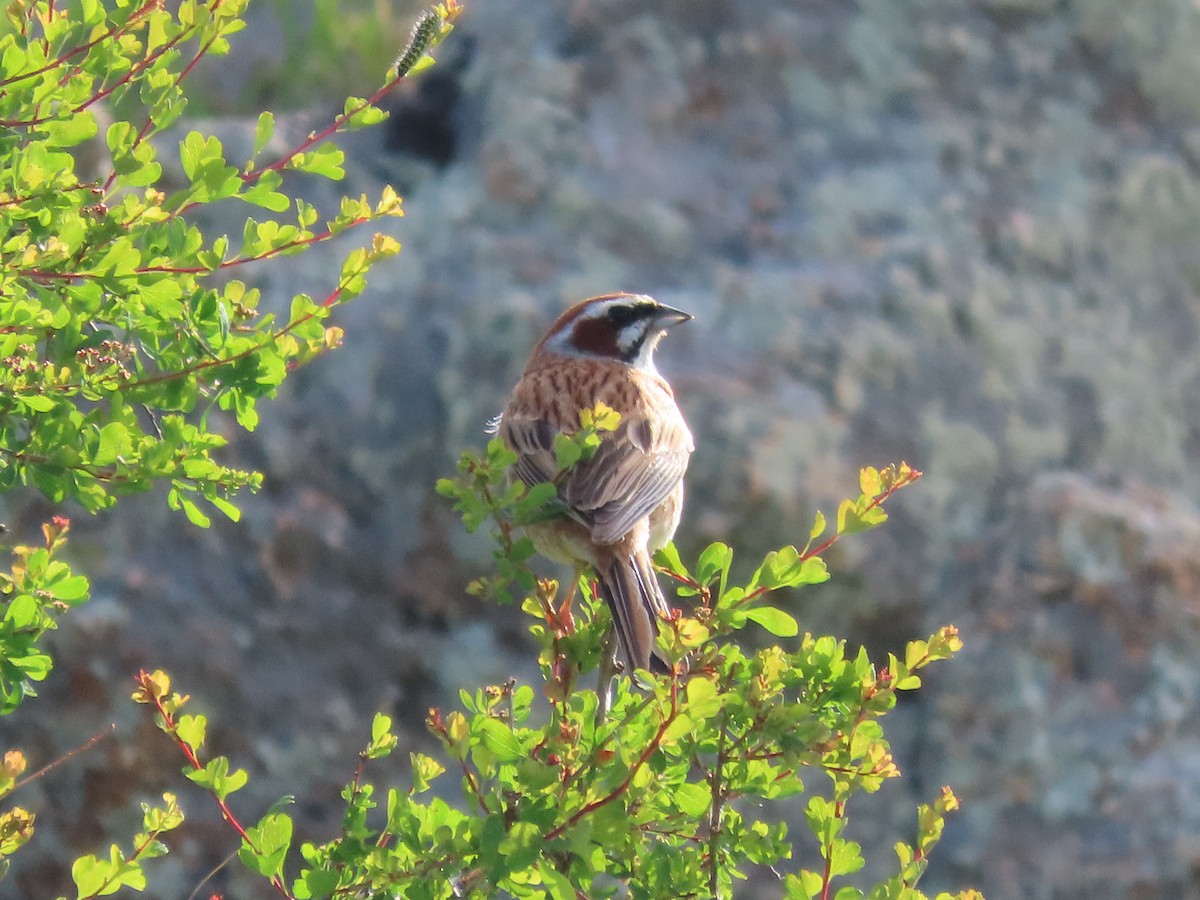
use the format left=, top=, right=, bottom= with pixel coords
left=606, top=303, right=653, bottom=328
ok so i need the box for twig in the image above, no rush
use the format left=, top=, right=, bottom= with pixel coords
left=186, top=847, right=240, bottom=900
left=706, top=711, right=729, bottom=899
left=0, top=0, right=159, bottom=90
left=545, top=680, right=679, bottom=841
left=10, top=723, right=115, bottom=794
left=137, top=671, right=293, bottom=899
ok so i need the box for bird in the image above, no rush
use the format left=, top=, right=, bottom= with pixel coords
left=496, top=292, right=694, bottom=675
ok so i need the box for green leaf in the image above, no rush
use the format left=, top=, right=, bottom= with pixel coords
left=477, top=718, right=523, bottom=762
left=696, top=541, right=733, bottom=594
left=185, top=757, right=248, bottom=800
left=180, top=131, right=218, bottom=182
left=181, top=496, right=212, bottom=528
left=654, top=541, right=689, bottom=580
left=539, top=864, right=576, bottom=900
left=94, top=422, right=132, bottom=466
left=296, top=867, right=339, bottom=899
left=207, top=494, right=242, bottom=523
left=661, top=712, right=693, bottom=744
left=497, top=820, right=541, bottom=871
left=49, top=574, right=89, bottom=603
left=365, top=712, right=398, bottom=758
left=859, top=466, right=882, bottom=498
left=371, top=712, right=392, bottom=743
left=253, top=111, right=275, bottom=157
left=45, top=110, right=98, bottom=148
left=554, top=433, right=582, bottom=471
left=685, top=676, right=723, bottom=719
left=784, top=870, right=825, bottom=899
left=829, top=838, right=865, bottom=877
left=809, top=510, right=827, bottom=543
left=672, top=781, right=711, bottom=818
left=837, top=498, right=888, bottom=535
left=754, top=546, right=830, bottom=590
left=744, top=606, right=799, bottom=637
left=242, top=180, right=291, bottom=212
left=71, top=853, right=110, bottom=898
left=341, top=96, right=388, bottom=130
left=238, top=812, right=293, bottom=878
left=175, top=714, right=206, bottom=752
left=4, top=595, right=38, bottom=628
left=106, top=120, right=136, bottom=156
left=409, top=752, right=445, bottom=793
left=290, top=143, right=345, bottom=180
left=16, top=392, right=56, bottom=413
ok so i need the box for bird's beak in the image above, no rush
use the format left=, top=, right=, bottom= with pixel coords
left=653, top=304, right=693, bottom=328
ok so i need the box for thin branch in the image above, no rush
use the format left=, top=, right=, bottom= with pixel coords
left=18, top=216, right=369, bottom=284
left=240, top=70, right=407, bottom=188
left=818, top=799, right=847, bottom=900
left=137, top=671, right=292, bottom=900
left=426, top=710, right=490, bottom=815
left=10, top=723, right=115, bottom=794
left=0, top=0, right=159, bottom=90
left=801, top=473, right=921, bottom=564
left=174, top=6, right=224, bottom=87
left=545, top=680, right=679, bottom=841
left=0, top=183, right=92, bottom=208
left=185, top=847, right=240, bottom=900
left=706, top=711, right=729, bottom=899
left=74, top=21, right=199, bottom=116
left=100, top=0, right=227, bottom=195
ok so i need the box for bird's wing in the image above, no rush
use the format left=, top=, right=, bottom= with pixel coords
left=501, top=412, right=690, bottom=546
left=500, top=415, right=560, bottom=490
left=560, top=416, right=690, bottom=545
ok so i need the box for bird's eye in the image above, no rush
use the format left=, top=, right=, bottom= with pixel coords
left=606, top=304, right=642, bottom=328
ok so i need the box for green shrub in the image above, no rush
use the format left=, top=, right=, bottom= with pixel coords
left=130, top=450, right=979, bottom=899
left=0, top=0, right=457, bottom=892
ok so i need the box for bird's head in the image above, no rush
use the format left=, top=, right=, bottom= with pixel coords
left=535, top=293, right=692, bottom=371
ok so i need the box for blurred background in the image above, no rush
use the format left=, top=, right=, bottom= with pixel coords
left=7, top=0, right=1200, bottom=896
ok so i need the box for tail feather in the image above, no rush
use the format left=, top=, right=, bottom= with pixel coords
left=597, top=552, right=673, bottom=675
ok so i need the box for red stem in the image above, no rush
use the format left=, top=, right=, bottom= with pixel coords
left=1, top=15, right=198, bottom=128
left=0, top=183, right=90, bottom=208
left=729, top=473, right=922, bottom=607
left=427, top=713, right=490, bottom=815
left=818, top=799, right=846, bottom=900
left=17, top=217, right=369, bottom=284
left=123, top=279, right=344, bottom=390
left=101, top=1, right=225, bottom=194
left=74, top=21, right=198, bottom=115
left=544, top=680, right=679, bottom=841
left=0, top=0, right=158, bottom=90
left=139, top=672, right=292, bottom=899
left=241, top=71, right=407, bottom=186
left=41, top=0, right=53, bottom=59
left=802, top=476, right=919, bottom=563
left=14, top=231, right=367, bottom=401
left=175, top=14, right=223, bottom=86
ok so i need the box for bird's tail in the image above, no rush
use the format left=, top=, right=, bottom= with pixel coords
left=597, top=551, right=677, bottom=676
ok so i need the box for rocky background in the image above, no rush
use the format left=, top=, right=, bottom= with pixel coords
left=7, top=0, right=1200, bottom=897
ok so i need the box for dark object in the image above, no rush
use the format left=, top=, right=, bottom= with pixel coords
left=384, top=34, right=473, bottom=168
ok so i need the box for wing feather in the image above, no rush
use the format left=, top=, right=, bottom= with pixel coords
left=503, top=413, right=688, bottom=545
left=498, top=359, right=692, bottom=546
